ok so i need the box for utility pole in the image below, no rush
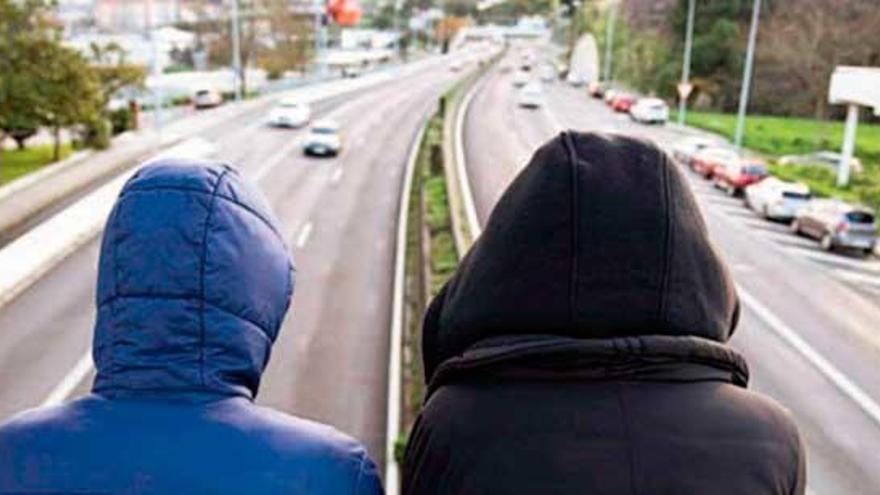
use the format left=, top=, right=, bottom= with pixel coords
left=230, top=0, right=242, bottom=102
left=734, top=0, right=761, bottom=153
left=145, top=0, right=162, bottom=137
left=677, top=0, right=695, bottom=125
left=313, top=0, right=326, bottom=75
left=602, top=1, right=617, bottom=83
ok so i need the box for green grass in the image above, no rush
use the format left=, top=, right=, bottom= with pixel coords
left=0, top=144, right=72, bottom=185
left=685, top=111, right=880, bottom=210
left=685, top=111, right=880, bottom=162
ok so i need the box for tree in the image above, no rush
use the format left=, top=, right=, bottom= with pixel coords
left=754, top=0, right=880, bottom=119
left=259, top=0, right=312, bottom=78
left=0, top=0, right=54, bottom=173
left=31, top=40, right=103, bottom=160
left=89, top=42, right=147, bottom=109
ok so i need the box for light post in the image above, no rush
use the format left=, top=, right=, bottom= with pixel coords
left=677, top=0, right=695, bottom=125
left=230, top=0, right=242, bottom=102
left=145, top=0, right=163, bottom=138
left=602, top=0, right=617, bottom=83
left=734, top=0, right=761, bottom=153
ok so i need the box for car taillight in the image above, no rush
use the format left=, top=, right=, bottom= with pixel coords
left=836, top=221, right=849, bottom=233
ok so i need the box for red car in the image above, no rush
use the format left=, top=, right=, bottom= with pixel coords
left=690, top=147, right=739, bottom=179
left=713, top=158, right=768, bottom=196
left=611, top=93, right=636, bottom=112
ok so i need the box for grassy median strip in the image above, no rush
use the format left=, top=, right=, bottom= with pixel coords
left=396, top=92, right=462, bottom=464
left=0, top=144, right=73, bottom=185
left=686, top=111, right=880, bottom=210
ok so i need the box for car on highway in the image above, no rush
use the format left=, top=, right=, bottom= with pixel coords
left=778, top=150, right=864, bottom=174
left=539, top=65, right=556, bottom=83
left=611, top=93, right=637, bottom=113
left=791, top=199, right=877, bottom=254
left=450, top=59, right=466, bottom=72
left=512, top=70, right=529, bottom=87
left=603, top=89, right=619, bottom=104
left=342, top=65, right=363, bottom=78
left=267, top=99, right=311, bottom=128
left=690, top=146, right=739, bottom=179
left=517, top=83, right=544, bottom=109
left=629, top=98, right=669, bottom=124
left=193, top=88, right=223, bottom=109
left=588, top=81, right=606, bottom=98
left=712, top=157, right=768, bottom=196
left=671, top=136, right=715, bottom=167
left=302, top=119, right=342, bottom=157
left=744, top=177, right=812, bottom=221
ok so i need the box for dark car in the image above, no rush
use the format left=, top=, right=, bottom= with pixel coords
left=792, top=199, right=877, bottom=255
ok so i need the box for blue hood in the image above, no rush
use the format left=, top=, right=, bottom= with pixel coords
left=92, top=160, right=294, bottom=400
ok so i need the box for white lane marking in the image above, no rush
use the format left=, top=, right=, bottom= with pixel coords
left=832, top=268, right=880, bottom=288
left=792, top=248, right=880, bottom=273
left=295, top=221, right=313, bottom=248
left=330, top=167, right=344, bottom=184
left=41, top=350, right=93, bottom=407
left=251, top=137, right=304, bottom=183
left=738, top=287, right=880, bottom=429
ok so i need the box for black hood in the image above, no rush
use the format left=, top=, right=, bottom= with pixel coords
left=423, top=132, right=739, bottom=382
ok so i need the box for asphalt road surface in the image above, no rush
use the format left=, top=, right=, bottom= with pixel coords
left=463, top=48, right=880, bottom=495
left=0, top=55, right=471, bottom=469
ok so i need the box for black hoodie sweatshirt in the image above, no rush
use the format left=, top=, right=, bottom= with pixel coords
left=403, top=132, right=805, bottom=495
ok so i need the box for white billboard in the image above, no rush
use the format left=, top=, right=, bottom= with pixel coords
left=828, top=66, right=880, bottom=116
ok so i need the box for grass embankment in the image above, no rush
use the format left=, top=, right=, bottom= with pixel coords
left=685, top=111, right=880, bottom=209
left=0, top=144, right=73, bottom=186
left=396, top=96, right=459, bottom=463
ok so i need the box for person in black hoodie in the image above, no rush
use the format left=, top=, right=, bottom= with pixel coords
left=402, top=132, right=805, bottom=495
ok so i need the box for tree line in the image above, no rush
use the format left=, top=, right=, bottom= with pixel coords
left=586, top=0, right=880, bottom=120
left=0, top=0, right=146, bottom=169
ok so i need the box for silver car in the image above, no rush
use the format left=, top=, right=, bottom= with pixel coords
left=792, top=199, right=876, bottom=255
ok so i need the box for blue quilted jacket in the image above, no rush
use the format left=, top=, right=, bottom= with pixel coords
left=0, top=161, right=384, bottom=494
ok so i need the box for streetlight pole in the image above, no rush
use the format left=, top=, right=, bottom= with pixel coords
left=145, top=0, right=162, bottom=137
left=230, top=0, right=242, bottom=102
left=734, top=0, right=761, bottom=152
left=677, top=0, right=695, bottom=125
left=602, top=1, right=617, bottom=83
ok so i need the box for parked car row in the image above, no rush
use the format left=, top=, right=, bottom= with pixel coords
left=673, top=136, right=877, bottom=256
left=589, top=82, right=670, bottom=125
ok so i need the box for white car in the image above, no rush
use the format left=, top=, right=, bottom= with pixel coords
left=268, top=99, right=311, bottom=128
left=671, top=136, right=716, bottom=166
left=630, top=98, right=669, bottom=124
left=539, top=65, right=556, bottom=83
left=512, top=70, right=529, bottom=87
left=193, top=88, right=223, bottom=109
left=517, top=83, right=544, bottom=109
left=302, top=120, right=342, bottom=156
left=744, top=177, right=812, bottom=221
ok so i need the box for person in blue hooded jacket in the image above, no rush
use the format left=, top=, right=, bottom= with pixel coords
left=0, top=160, right=384, bottom=494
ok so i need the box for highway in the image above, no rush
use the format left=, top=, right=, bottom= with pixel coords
left=0, top=55, right=470, bottom=469
left=461, top=47, right=880, bottom=495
